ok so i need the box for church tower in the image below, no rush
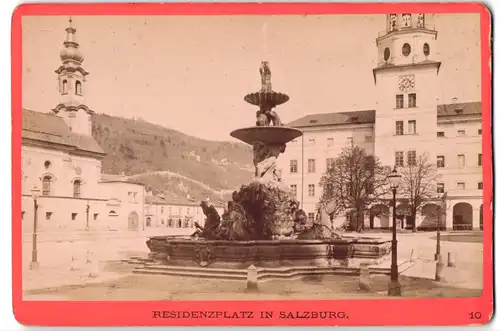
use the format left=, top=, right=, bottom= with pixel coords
left=52, top=18, right=93, bottom=136
left=372, top=13, right=441, bottom=168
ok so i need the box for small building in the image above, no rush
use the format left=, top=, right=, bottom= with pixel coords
left=99, top=174, right=146, bottom=231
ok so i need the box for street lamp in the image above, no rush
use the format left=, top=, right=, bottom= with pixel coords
left=435, top=192, right=445, bottom=281
left=85, top=200, right=90, bottom=231
left=435, top=192, right=443, bottom=261
left=30, top=184, right=41, bottom=270
left=387, top=166, right=402, bottom=296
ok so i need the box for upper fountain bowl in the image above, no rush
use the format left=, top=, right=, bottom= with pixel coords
left=244, top=91, right=290, bottom=108
left=230, top=126, right=303, bottom=145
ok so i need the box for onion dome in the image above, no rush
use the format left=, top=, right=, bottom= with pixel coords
left=59, top=18, right=84, bottom=63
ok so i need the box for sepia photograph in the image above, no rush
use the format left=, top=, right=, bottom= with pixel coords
left=13, top=3, right=492, bottom=326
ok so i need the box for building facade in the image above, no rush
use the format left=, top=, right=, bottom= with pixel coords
left=21, top=19, right=147, bottom=234
left=144, top=193, right=225, bottom=236
left=279, top=13, right=484, bottom=231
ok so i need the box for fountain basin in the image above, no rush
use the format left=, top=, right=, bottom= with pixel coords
left=230, top=126, right=303, bottom=145
left=146, top=236, right=391, bottom=269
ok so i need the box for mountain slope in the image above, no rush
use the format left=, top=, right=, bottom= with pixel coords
left=91, top=113, right=254, bottom=196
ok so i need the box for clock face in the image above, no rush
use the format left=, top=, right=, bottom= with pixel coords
left=398, top=75, right=415, bottom=92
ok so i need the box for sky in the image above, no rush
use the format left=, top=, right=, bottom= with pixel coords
left=22, top=13, right=482, bottom=141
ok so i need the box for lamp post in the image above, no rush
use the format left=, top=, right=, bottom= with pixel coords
left=387, top=166, right=402, bottom=296
left=435, top=192, right=443, bottom=261
left=435, top=192, right=445, bottom=281
left=30, top=184, right=41, bottom=270
left=85, top=200, right=90, bottom=231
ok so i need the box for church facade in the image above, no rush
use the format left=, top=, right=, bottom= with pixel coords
left=21, top=19, right=145, bottom=235
left=279, top=14, right=484, bottom=231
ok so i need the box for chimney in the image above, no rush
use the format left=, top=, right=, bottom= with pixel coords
left=452, top=97, right=458, bottom=104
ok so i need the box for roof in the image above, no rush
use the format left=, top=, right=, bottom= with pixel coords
left=287, top=110, right=376, bottom=128
left=145, top=192, right=200, bottom=206
left=100, top=173, right=144, bottom=186
left=437, top=101, right=482, bottom=118
left=287, top=101, right=482, bottom=129
left=22, top=109, right=105, bottom=156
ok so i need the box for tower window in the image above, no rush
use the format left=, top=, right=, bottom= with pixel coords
left=396, top=94, right=404, bottom=109
left=408, top=93, right=417, bottom=108
left=42, top=176, right=52, bottom=196
left=383, top=47, right=391, bottom=61
left=423, top=43, right=430, bottom=57
left=75, top=80, right=82, bottom=95
left=402, top=43, right=411, bottom=57
left=73, top=180, right=81, bottom=198
left=44, top=160, right=51, bottom=169
left=62, top=79, right=68, bottom=94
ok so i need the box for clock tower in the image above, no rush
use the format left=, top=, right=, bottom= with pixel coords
left=372, top=13, right=441, bottom=169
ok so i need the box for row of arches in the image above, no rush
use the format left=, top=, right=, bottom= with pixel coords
left=369, top=202, right=483, bottom=230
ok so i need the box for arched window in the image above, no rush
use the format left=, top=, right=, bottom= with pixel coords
left=73, top=180, right=81, bottom=198
left=146, top=217, right=152, bottom=227
left=75, top=80, right=82, bottom=95
left=42, top=176, right=51, bottom=196
left=62, top=80, right=68, bottom=94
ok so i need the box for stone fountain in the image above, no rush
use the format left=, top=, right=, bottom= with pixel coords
left=141, top=62, right=391, bottom=280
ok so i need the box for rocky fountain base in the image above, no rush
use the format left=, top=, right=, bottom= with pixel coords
left=140, top=179, right=392, bottom=280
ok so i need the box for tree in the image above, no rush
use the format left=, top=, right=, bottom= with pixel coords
left=318, top=145, right=392, bottom=232
left=399, top=153, right=439, bottom=232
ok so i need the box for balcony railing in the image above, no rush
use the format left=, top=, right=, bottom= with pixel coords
left=377, top=24, right=437, bottom=38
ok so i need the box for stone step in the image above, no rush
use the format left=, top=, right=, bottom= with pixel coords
left=133, top=268, right=247, bottom=280
left=133, top=263, right=392, bottom=281
left=142, top=264, right=248, bottom=275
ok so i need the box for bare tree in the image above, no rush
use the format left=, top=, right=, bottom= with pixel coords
left=399, top=153, right=439, bottom=232
left=318, top=145, right=392, bottom=232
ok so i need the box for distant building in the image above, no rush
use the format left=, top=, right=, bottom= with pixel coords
left=144, top=192, right=225, bottom=236
left=21, top=19, right=146, bottom=233
left=279, top=13, right=484, bottom=231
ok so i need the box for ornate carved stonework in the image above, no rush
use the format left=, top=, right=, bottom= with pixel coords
left=194, top=245, right=213, bottom=267
left=398, top=75, right=415, bottom=92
